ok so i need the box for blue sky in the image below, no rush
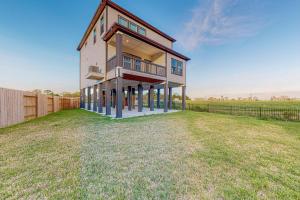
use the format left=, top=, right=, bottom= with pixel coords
left=0, top=0, right=299, bottom=98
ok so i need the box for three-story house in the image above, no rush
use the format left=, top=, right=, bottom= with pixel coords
left=78, top=0, right=190, bottom=118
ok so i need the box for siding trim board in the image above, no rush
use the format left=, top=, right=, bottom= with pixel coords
left=77, top=0, right=176, bottom=51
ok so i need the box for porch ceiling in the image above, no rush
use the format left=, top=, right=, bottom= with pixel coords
left=103, top=23, right=190, bottom=61
left=108, top=34, right=164, bottom=57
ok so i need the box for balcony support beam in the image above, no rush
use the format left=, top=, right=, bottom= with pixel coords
left=98, top=83, right=103, bottom=113
left=116, top=33, right=123, bottom=67
left=128, top=86, right=132, bottom=111
left=80, top=89, right=84, bottom=109
left=93, top=85, right=97, bottom=112
left=132, top=88, right=136, bottom=109
left=116, top=77, right=123, bottom=118
left=157, top=89, right=160, bottom=109
left=148, top=90, right=150, bottom=108
left=138, top=84, right=143, bottom=112
left=105, top=81, right=111, bottom=115
left=112, top=89, right=116, bottom=108
left=87, top=87, right=91, bottom=110
left=150, top=86, right=154, bottom=111
left=168, top=87, right=173, bottom=110
left=164, top=82, right=168, bottom=112
left=123, top=88, right=126, bottom=109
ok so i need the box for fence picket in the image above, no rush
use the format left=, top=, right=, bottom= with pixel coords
left=0, top=87, right=80, bottom=128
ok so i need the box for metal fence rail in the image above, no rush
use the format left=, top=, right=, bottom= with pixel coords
left=171, top=102, right=300, bottom=122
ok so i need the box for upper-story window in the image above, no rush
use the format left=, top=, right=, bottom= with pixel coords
left=100, top=16, right=104, bottom=35
left=138, top=27, right=146, bottom=36
left=171, top=58, right=183, bottom=76
left=93, top=28, right=97, bottom=44
left=118, top=16, right=128, bottom=27
left=129, top=22, right=138, bottom=32
left=118, top=16, right=146, bottom=36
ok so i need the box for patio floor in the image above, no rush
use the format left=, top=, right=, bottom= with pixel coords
left=84, top=106, right=179, bottom=118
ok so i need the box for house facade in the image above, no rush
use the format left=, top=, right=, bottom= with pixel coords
left=78, top=0, right=190, bottom=118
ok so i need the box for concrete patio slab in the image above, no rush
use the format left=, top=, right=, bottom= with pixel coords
left=83, top=105, right=179, bottom=119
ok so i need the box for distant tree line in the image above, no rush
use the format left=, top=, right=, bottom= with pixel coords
left=31, top=89, right=80, bottom=97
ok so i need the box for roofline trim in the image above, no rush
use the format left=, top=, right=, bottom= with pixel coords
left=77, top=0, right=176, bottom=51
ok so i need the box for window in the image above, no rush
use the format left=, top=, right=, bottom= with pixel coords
left=93, top=28, right=97, bottom=44
left=129, top=22, right=138, bottom=32
left=138, top=27, right=146, bottom=36
left=123, top=56, right=132, bottom=69
left=118, top=15, right=146, bottom=36
left=171, top=58, right=177, bottom=74
left=135, top=59, right=141, bottom=71
left=100, top=16, right=104, bottom=35
left=118, top=16, right=128, bottom=27
left=171, top=58, right=183, bottom=76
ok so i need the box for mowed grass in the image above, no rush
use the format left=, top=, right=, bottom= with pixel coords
left=0, top=110, right=299, bottom=199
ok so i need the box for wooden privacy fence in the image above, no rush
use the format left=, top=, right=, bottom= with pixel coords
left=0, top=88, right=80, bottom=128
left=171, top=102, right=300, bottom=122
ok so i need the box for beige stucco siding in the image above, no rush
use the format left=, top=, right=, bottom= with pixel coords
left=166, top=53, right=186, bottom=85
left=107, top=6, right=173, bottom=49
left=80, top=9, right=107, bottom=89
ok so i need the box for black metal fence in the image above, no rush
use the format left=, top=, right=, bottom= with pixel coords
left=171, top=102, right=300, bottom=122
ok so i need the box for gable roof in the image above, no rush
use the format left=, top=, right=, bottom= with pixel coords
left=77, top=0, right=176, bottom=51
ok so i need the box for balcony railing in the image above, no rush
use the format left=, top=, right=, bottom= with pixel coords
left=88, top=66, right=101, bottom=73
left=107, top=56, right=117, bottom=72
left=85, top=66, right=104, bottom=80
left=106, top=54, right=166, bottom=77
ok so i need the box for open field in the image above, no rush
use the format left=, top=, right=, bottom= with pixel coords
left=0, top=110, right=299, bottom=199
left=187, top=100, right=300, bottom=109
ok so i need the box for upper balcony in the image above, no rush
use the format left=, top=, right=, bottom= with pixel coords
left=103, top=23, right=189, bottom=83
left=105, top=29, right=167, bottom=82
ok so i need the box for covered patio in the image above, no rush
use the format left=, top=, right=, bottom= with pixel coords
left=81, top=79, right=185, bottom=119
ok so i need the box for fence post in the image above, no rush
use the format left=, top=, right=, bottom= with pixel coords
left=52, top=95, right=54, bottom=112
left=35, top=93, right=38, bottom=118
left=259, top=107, right=262, bottom=119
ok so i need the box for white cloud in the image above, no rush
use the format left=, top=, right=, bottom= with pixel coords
left=177, top=0, right=262, bottom=51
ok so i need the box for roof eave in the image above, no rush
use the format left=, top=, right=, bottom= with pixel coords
left=77, top=0, right=177, bottom=51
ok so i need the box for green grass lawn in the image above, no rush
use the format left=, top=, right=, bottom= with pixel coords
left=0, top=110, right=299, bottom=199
